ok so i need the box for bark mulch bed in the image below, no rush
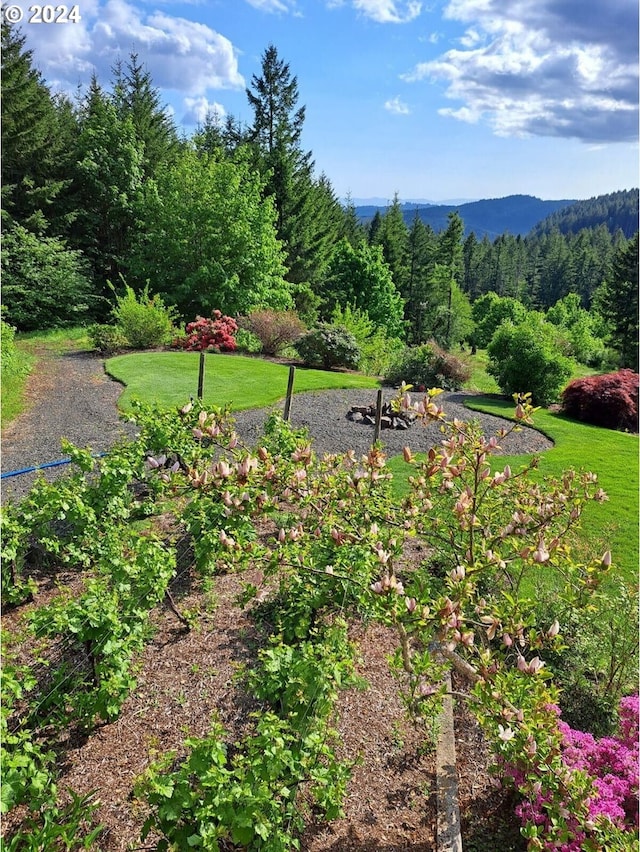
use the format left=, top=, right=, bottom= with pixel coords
left=2, top=550, right=526, bottom=852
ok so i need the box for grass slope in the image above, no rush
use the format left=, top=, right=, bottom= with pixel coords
left=106, top=352, right=380, bottom=411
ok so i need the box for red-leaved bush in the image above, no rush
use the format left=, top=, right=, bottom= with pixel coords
left=561, top=369, right=639, bottom=432
left=174, top=310, right=238, bottom=352
left=238, top=310, right=306, bottom=356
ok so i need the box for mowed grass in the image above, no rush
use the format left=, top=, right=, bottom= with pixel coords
left=106, top=351, right=380, bottom=411
left=390, top=396, right=638, bottom=583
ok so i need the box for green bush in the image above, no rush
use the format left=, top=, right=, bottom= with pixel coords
left=1, top=225, right=94, bottom=331
left=87, top=324, right=129, bottom=355
left=294, top=324, right=361, bottom=370
left=471, top=293, right=528, bottom=349
left=384, top=341, right=471, bottom=390
left=331, top=304, right=403, bottom=377
left=546, top=294, right=607, bottom=367
left=111, top=284, right=178, bottom=350
left=0, top=316, right=24, bottom=379
left=235, top=328, right=262, bottom=354
left=487, top=318, right=573, bottom=406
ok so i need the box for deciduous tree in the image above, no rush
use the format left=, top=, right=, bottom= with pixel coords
left=132, top=147, right=291, bottom=318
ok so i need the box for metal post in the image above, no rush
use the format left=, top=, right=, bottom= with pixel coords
left=197, top=351, right=206, bottom=400
left=373, top=389, right=383, bottom=443
left=283, top=366, right=296, bottom=421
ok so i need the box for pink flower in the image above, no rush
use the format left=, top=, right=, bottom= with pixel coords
left=498, top=724, right=515, bottom=742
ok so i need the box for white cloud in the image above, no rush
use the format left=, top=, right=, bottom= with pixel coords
left=403, top=0, right=639, bottom=142
left=182, top=97, right=226, bottom=125
left=353, top=0, right=422, bottom=24
left=23, top=0, right=244, bottom=97
left=385, top=96, right=411, bottom=114
left=244, top=0, right=298, bottom=11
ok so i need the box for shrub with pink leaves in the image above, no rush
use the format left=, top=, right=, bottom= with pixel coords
left=507, top=696, right=639, bottom=849
left=174, top=310, right=238, bottom=352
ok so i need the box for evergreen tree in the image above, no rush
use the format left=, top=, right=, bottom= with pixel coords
left=367, top=210, right=383, bottom=244
left=435, top=212, right=465, bottom=344
left=405, top=214, right=437, bottom=343
left=596, top=233, right=639, bottom=370
left=340, top=193, right=366, bottom=246
left=436, top=211, right=464, bottom=279
left=420, top=264, right=472, bottom=349
left=1, top=23, right=68, bottom=233
left=371, top=193, right=409, bottom=296
left=112, top=53, right=180, bottom=179
left=533, top=229, right=574, bottom=308
left=69, top=77, right=144, bottom=302
left=193, top=111, right=248, bottom=158
left=246, top=44, right=341, bottom=290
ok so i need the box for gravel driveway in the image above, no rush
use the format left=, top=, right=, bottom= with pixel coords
left=1, top=352, right=552, bottom=504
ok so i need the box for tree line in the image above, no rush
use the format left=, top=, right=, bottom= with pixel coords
left=1, top=23, right=637, bottom=370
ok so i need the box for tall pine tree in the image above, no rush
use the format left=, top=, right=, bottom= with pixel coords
left=246, top=44, right=343, bottom=292
left=112, top=53, right=180, bottom=179
left=596, top=232, right=639, bottom=370
left=69, top=77, right=144, bottom=303
left=1, top=23, right=68, bottom=234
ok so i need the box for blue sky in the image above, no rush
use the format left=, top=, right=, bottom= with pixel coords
left=20, top=0, right=639, bottom=202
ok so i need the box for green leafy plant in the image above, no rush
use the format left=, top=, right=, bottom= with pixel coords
left=487, top=317, right=573, bottom=405
left=331, top=303, right=404, bottom=376
left=385, top=341, right=471, bottom=390
left=87, top=323, right=129, bottom=355
left=110, top=282, right=178, bottom=350
left=295, top=323, right=361, bottom=370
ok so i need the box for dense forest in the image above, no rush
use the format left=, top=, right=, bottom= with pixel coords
left=531, top=189, right=639, bottom=239
left=1, top=22, right=638, bottom=371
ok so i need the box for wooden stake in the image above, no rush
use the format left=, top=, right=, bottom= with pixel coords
left=197, top=351, right=205, bottom=400
left=373, top=389, right=383, bottom=443
left=283, top=366, right=296, bottom=421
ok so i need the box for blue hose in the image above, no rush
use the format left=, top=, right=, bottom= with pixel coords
left=1, top=453, right=106, bottom=480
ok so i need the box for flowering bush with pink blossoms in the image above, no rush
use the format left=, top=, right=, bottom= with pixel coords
left=174, top=310, right=238, bottom=352
left=504, top=696, right=639, bottom=850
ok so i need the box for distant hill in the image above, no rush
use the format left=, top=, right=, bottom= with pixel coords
left=349, top=197, right=475, bottom=207
left=355, top=195, right=576, bottom=239
left=528, top=189, right=639, bottom=239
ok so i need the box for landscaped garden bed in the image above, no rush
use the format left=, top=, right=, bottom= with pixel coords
left=2, top=382, right=637, bottom=850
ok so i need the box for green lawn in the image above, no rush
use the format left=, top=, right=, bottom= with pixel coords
left=106, top=351, right=380, bottom=411
left=390, top=396, right=638, bottom=582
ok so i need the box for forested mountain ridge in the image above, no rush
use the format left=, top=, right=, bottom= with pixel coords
left=529, top=189, right=639, bottom=239
left=356, top=195, right=576, bottom=238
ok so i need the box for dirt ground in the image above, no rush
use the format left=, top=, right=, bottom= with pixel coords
left=2, top=547, right=525, bottom=851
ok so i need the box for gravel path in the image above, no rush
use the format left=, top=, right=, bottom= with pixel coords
left=1, top=352, right=553, bottom=504
left=1, top=351, right=138, bottom=504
